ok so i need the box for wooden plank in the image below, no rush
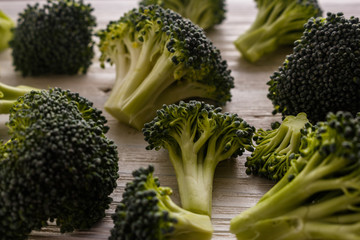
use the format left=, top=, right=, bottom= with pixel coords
left=0, top=0, right=359, bottom=239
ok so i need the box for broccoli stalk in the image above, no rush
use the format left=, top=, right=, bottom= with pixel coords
left=230, top=112, right=360, bottom=240
left=110, top=165, right=213, bottom=240
left=0, top=82, right=38, bottom=113
left=245, top=112, right=310, bottom=181
left=0, top=10, right=15, bottom=52
left=139, top=0, right=226, bottom=30
left=234, top=0, right=322, bottom=63
left=143, top=101, right=254, bottom=216
left=98, top=5, right=234, bottom=130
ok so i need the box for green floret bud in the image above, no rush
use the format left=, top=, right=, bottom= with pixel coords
left=268, top=12, right=360, bottom=123
left=143, top=100, right=254, bottom=215
left=245, top=112, right=310, bottom=181
left=97, top=5, right=234, bottom=130
left=10, top=0, right=97, bottom=76
left=234, top=0, right=322, bottom=63
left=0, top=88, right=119, bottom=239
left=109, top=165, right=213, bottom=240
left=139, top=0, right=226, bottom=30
left=0, top=10, right=15, bottom=52
left=230, top=111, right=360, bottom=240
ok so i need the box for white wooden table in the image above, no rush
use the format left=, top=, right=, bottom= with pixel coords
left=0, top=0, right=359, bottom=239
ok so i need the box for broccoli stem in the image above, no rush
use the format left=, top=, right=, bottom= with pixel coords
left=112, top=38, right=135, bottom=80
left=165, top=116, right=218, bottom=216
left=122, top=82, right=215, bottom=130
left=0, top=83, right=38, bottom=113
left=234, top=1, right=307, bottom=62
left=230, top=152, right=348, bottom=234
left=185, top=0, right=217, bottom=30
left=104, top=36, right=169, bottom=128
left=157, top=189, right=213, bottom=240
left=234, top=216, right=360, bottom=240
left=164, top=0, right=184, bottom=12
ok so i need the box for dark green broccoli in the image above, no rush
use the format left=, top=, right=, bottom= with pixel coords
left=139, top=0, right=226, bottom=30
left=97, top=5, right=234, bottom=130
left=245, top=112, right=310, bottom=181
left=268, top=12, right=360, bottom=123
left=234, top=0, right=322, bottom=63
left=109, top=165, right=213, bottom=240
left=0, top=10, right=15, bottom=52
left=230, top=111, right=360, bottom=240
left=143, top=101, right=254, bottom=216
left=10, top=0, right=96, bottom=76
left=0, top=88, right=119, bottom=240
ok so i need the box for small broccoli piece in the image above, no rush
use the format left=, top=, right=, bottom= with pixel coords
left=10, top=0, right=96, bottom=76
left=143, top=100, right=254, bottom=215
left=245, top=112, right=310, bottom=181
left=0, top=82, right=39, bottom=113
left=230, top=111, right=360, bottom=240
left=109, top=166, right=213, bottom=240
left=97, top=5, right=234, bottom=130
left=234, top=0, right=322, bottom=63
left=0, top=10, right=15, bottom=52
left=0, top=88, right=119, bottom=239
left=139, top=0, right=226, bottom=30
left=110, top=165, right=213, bottom=240
left=268, top=12, right=360, bottom=123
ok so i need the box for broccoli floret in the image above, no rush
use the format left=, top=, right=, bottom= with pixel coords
left=110, top=165, right=213, bottom=240
left=234, top=0, right=322, bottom=63
left=143, top=101, right=254, bottom=215
left=97, top=5, right=234, bottom=130
left=245, top=112, right=310, bottom=181
left=10, top=0, right=96, bottom=76
left=139, top=0, right=226, bottom=30
left=230, top=111, right=360, bottom=240
left=0, top=10, right=15, bottom=52
left=268, top=12, right=360, bottom=123
left=0, top=88, right=119, bottom=239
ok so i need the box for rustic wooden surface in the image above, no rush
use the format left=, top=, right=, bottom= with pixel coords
left=0, top=0, right=359, bottom=239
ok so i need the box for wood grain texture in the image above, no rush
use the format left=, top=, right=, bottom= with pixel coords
left=0, top=0, right=359, bottom=239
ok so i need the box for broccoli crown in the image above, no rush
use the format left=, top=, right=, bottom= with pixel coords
left=109, top=165, right=213, bottom=240
left=139, top=0, right=226, bottom=30
left=97, top=5, right=233, bottom=130
left=10, top=0, right=96, bottom=76
left=0, top=10, right=15, bottom=52
left=230, top=111, right=360, bottom=240
left=143, top=100, right=254, bottom=215
left=268, top=12, right=360, bottom=123
left=234, top=0, right=322, bottom=63
left=245, top=112, right=310, bottom=181
left=0, top=88, right=119, bottom=239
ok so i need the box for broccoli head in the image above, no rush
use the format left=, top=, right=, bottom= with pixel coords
left=0, top=88, right=119, bottom=239
left=97, top=5, right=234, bottom=130
left=234, top=0, right=322, bottom=63
left=139, top=0, right=226, bottom=30
left=268, top=12, right=360, bottom=123
left=10, top=0, right=96, bottom=76
left=109, top=165, right=213, bottom=240
left=143, top=101, right=254, bottom=216
left=245, top=112, right=310, bottom=181
left=0, top=10, right=15, bottom=52
left=230, top=111, right=360, bottom=240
